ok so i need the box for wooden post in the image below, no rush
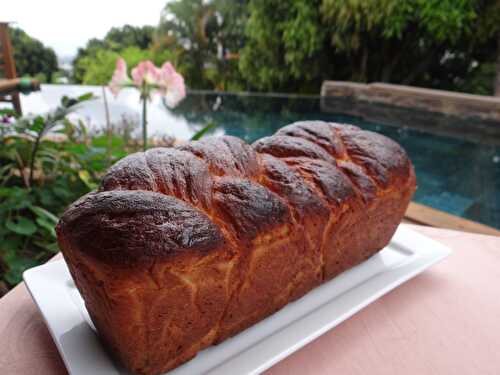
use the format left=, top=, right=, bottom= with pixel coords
left=495, top=33, right=500, bottom=97
left=0, top=22, right=22, bottom=114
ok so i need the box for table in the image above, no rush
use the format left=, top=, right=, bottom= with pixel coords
left=1, top=224, right=499, bottom=375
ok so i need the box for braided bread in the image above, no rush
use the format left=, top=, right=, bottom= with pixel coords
left=56, top=121, right=416, bottom=375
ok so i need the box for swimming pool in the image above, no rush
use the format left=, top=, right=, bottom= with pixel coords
left=17, top=86, right=500, bottom=228
left=172, top=92, right=500, bottom=229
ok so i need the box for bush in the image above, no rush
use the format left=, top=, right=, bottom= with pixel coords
left=9, top=27, right=58, bottom=82
left=77, top=47, right=152, bottom=85
left=0, top=91, right=211, bottom=294
left=0, top=94, right=136, bottom=291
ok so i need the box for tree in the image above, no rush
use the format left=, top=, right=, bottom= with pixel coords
left=320, top=0, right=482, bottom=86
left=9, top=27, right=58, bottom=83
left=77, top=48, right=148, bottom=85
left=468, top=0, right=500, bottom=95
left=239, top=0, right=328, bottom=92
left=156, top=0, right=248, bottom=90
left=72, top=25, right=155, bottom=83
left=105, top=25, right=155, bottom=50
left=157, top=0, right=219, bottom=89
left=75, top=47, right=178, bottom=85
left=70, top=0, right=500, bottom=95
left=72, top=2, right=248, bottom=90
left=240, top=0, right=500, bottom=95
left=206, top=0, right=249, bottom=91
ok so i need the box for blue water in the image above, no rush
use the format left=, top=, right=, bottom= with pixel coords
left=171, top=92, right=500, bottom=229
left=16, top=87, right=500, bottom=228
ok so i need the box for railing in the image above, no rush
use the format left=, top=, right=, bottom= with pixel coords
left=0, top=22, right=24, bottom=114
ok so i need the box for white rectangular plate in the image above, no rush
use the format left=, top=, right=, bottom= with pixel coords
left=24, top=225, right=450, bottom=375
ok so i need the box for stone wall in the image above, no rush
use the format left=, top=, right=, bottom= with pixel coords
left=321, top=81, right=500, bottom=121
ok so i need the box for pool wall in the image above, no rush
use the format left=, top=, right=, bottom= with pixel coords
left=322, top=81, right=500, bottom=122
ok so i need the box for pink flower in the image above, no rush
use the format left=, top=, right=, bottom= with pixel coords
left=109, top=58, right=185, bottom=107
left=109, top=58, right=131, bottom=96
left=131, top=60, right=161, bottom=87
left=158, top=62, right=186, bottom=108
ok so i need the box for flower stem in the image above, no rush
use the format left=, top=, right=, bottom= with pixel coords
left=28, top=134, right=41, bottom=188
left=102, top=86, right=112, bottom=165
left=142, top=94, right=148, bottom=151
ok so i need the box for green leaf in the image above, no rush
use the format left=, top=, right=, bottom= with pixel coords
left=64, top=143, right=88, bottom=155
left=3, top=255, right=38, bottom=286
left=29, top=116, right=46, bottom=133
left=77, top=92, right=95, bottom=102
left=78, top=170, right=97, bottom=190
left=29, top=205, right=59, bottom=224
left=1, top=238, right=22, bottom=254
left=46, top=242, right=60, bottom=252
left=62, top=96, right=81, bottom=108
left=190, top=122, right=217, bottom=141
left=0, top=187, right=32, bottom=212
left=5, top=217, right=37, bottom=236
left=33, top=241, right=59, bottom=253
left=35, top=217, right=56, bottom=238
left=38, top=189, right=55, bottom=207
left=52, top=186, right=72, bottom=200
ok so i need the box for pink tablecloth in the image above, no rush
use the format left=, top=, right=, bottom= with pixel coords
left=0, top=224, right=499, bottom=375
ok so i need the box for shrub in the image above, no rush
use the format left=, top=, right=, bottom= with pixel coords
left=0, top=95, right=134, bottom=291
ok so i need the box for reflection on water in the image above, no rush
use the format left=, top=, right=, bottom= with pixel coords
left=18, top=84, right=206, bottom=140
left=16, top=84, right=500, bottom=228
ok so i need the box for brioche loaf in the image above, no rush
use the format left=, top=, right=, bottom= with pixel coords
left=56, top=121, right=416, bottom=375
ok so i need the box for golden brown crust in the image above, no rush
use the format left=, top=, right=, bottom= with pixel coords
left=57, top=190, right=224, bottom=266
left=177, top=135, right=260, bottom=178
left=212, top=177, right=291, bottom=242
left=56, top=121, right=416, bottom=375
left=253, top=134, right=336, bottom=163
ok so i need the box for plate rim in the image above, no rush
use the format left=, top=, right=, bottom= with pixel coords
left=23, top=224, right=451, bottom=375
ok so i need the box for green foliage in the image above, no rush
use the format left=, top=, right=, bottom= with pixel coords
left=0, top=95, right=135, bottom=288
left=156, top=0, right=248, bottom=89
left=105, top=25, right=155, bottom=50
left=321, top=0, right=476, bottom=48
left=318, top=0, right=478, bottom=85
left=156, top=0, right=220, bottom=89
left=0, top=92, right=215, bottom=291
left=72, top=25, right=155, bottom=83
left=68, top=0, right=500, bottom=95
left=240, top=0, right=500, bottom=93
left=77, top=47, right=152, bottom=85
left=76, top=46, right=180, bottom=86
left=190, top=121, right=217, bottom=140
left=240, top=0, right=326, bottom=92
left=459, top=63, right=497, bottom=96
left=74, top=0, right=248, bottom=91
left=8, top=27, right=58, bottom=83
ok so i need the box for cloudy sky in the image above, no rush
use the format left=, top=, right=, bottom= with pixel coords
left=2, top=0, right=167, bottom=57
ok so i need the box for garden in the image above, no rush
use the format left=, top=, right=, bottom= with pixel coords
left=10, top=0, right=500, bottom=95
left=0, top=57, right=213, bottom=293
left=2, top=2, right=500, bottom=375
left=2, top=0, right=500, bottom=294
left=0, top=94, right=128, bottom=292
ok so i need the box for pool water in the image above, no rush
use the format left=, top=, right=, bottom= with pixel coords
left=172, top=93, right=500, bottom=229
left=17, top=86, right=500, bottom=228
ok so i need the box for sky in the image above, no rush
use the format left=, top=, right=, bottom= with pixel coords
left=2, top=0, right=167, bottom=58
